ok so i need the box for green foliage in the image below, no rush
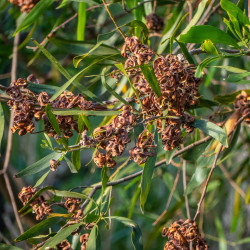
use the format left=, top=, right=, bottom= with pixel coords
left=1, top=0, right=250, bottom=249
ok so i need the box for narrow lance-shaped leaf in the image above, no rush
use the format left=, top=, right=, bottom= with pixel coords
left=140, top=129, right=158, bottom=213
left=32, top=40, right=97, bottom=101
left=179, top=0, right=208, bottom=37
left=53, top=109, right=121, bottom=116
left=214, top=89, right=250, bottom=104
left=16, top=152, right=62, bottom=178
left=115, top=63, right=142, bottom=107
left=77, top=3, right=87, bottom=41
left=175, top=40, right=195, bottom=65
left=14, top=0, right=54, bottom=35
left=108, top=216, right=143, bottom=250
left=193, top=119, right=228, bottom=147
left=179, top=25, right=240, bottom=49
left=185, top=141, right=216, bottom=195
left=86, top=225, right=97, bottom=250
left=41, top=223, right=84, bottom=250
left=64, top=156, right=78, bottom=173
left=101, top=68, right=129, bottom=105
left=140, top=64, right=161, bottom=98
left=45, top=103, right=61, bottom=136
left=0, top=244, right=22, bottom=250
left=15, top=217, right=66, bottom=242
left=34, top=170, right=50, bottom=187
left=195, top=56, right=220, bottom=78
left=169, top=13, right=189, bottom=54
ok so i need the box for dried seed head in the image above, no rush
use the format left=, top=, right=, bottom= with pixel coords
left=9, top=0, right=40, bottom=13
left=162, top=219, right=209, bottom=250
left=145, top=13, right=164, bottom=32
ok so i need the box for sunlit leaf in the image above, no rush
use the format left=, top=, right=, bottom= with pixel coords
left=14, top=0, right=54, bottom=35
left=193, top=119, right=228, bottom=147
left=16, top=152, right=62, bottom=178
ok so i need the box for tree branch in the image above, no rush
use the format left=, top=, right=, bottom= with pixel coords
left=0, top=32, right=24, bottom=235
left=193, top=145, right=223, bottom=221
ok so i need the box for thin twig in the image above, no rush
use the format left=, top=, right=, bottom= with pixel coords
left=153, top=166, right=181, bottom=225
left=1, top=33, right=24, bottom=234
left=26, top=4, right=102, bottom=51
left=187, top=1, right=193, bottom=23
left=199, top=200, right=205, bottom=238
left=102, top=0, right=126, bottom=39
left=189, top=48, right=250, bottom=56
left=193, top=145, right=223, bottom=221
left=153, top=0, right=157, bottom=13
left=219, top=164, right=246, bottom=199
left=183, top=158, right=190, bottom=219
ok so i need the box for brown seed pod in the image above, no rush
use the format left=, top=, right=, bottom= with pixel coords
left=9, top=0, right=40, bottom=13
left=145, top=13, right=164, bottom=32
left=162, top=219, right=209, bottom=250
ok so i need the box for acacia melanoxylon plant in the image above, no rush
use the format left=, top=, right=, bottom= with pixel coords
left=0, top=0, right=250, bottom=249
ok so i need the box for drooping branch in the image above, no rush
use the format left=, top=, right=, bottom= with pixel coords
left=80, top=113, right=249, bottom=212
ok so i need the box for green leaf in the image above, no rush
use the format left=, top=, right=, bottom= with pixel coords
left=45, top=103, right=61, bottom=136
left=0, top=244, right=22, bottom=250
left=140, top=64, right=161, bottom=98
left=163, top=172, right=180, bottom=201
left=227, top=72, right=250, bottom=82
left=193, top=119, right=228, bottom=147
left=115, top=63, right=142, bottom=107
left=179, top=0, right=208, bottom=36
left=101, top=70, right=129, bottom=106
left=34, top=170, right=50, bottom=187
left=165, top=149, right=176, bottom=164
left=47, top=189, right=89, bottom=200
left=221, top=0, right=250, bottom=26
left=86, top=225, right=97, bottom=250
left=58, top=0, right=99, bottom=9
left=179, top=25, right=240, bottom=49
left=195, top=56, right=220, bottom=78
left=215, top=216, right=227, bottom=250
left=201, top=40, right=219, bottom=55
left=169, top=13, right=189, bottom=54
left=15, top=152, right=62, bottom=178
left=0, top=103, right=4, bottom=156
left=64, top=156, right=78, bottom=173
left=185, top=142, right=216, bottom=195
left=71, top=135, right=81, bottom=170
left=85, top=213, right=100, bottom=224
left=175, top=40, right=195, bottom=65
left=77, top=3, right=87, bottom=41
left=79, top=114, right=93, bottom=135
left=211, top=66, right=247, bottom=74
left=109, top=216, right=143, bottom=250
left=13, top=0, right=54, bottom=35
left=15, top=217, right=65, bottom=242
left=245, top=186, right=250, bottom=204
left=158, top=2, right=184, bottom=54
left=27, top=82, right=60, bottom=95
left=32, top=40, right=97, bottom=101
left=140, top=129, right=158, bottom=212
left=101, top=165, right=109, bottom=195
left=214, top=89, right=250, bottom=104
left=53, top=109, right=121, bottom=116
left=74, top=41, right=104, bottom=68
left=51, top=38, right=119, bottom=56
left=41, top=223, right=84, bottom=250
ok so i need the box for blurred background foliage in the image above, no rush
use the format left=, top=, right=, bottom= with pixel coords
left=0, top=0, right=250, bottom=249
